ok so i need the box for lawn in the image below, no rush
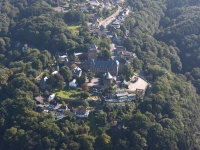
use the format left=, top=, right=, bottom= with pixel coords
left=55, top=88, right=81, bottom=99
left=68, top=25, right=81, bottom=34
left=64, top=3, right=69, bottom=8
left=55, top=88, right=94, bottom=100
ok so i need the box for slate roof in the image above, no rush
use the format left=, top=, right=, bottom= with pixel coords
left=103, top=72, right=113, bottom=79
left=72, top=67, right=82, bottom=76
left=86, top=59, right=119, bottom=67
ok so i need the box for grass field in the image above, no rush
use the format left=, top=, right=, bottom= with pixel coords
left=55, top=88, right=94, bottom=99
left=68, top=25, right=81, bottom=34
left=55, top=88, right=81, bottom=99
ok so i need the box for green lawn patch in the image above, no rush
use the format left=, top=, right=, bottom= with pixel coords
left=55, top=88, right=82, bottom=99
left=55, top=88, right=94, bottom=100
left=68, top=25, right=81, bottom=34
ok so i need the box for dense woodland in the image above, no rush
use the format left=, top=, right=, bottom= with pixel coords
left=1, top=0, right=200, bottom=149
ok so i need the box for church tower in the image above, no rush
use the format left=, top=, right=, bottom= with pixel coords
left=88, top=43, right=98, bottom=61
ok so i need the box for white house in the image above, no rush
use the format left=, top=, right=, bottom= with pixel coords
left=57, top=105, right=68, bottom=112
left=54, top=113, right=65, bottom=119
left=69, top=79, right=77, bottom=88
left=72, top=107, right=90, bottom=117
left=48, top=94, right=56, bottom=102
left=52, top=71, right=58, bottom=75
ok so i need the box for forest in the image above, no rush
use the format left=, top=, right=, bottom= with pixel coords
left=1, top=0, right=200, bottom=149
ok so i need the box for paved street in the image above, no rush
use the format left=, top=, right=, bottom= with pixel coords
left=99, top=6, right=122, bottom=27
left=110, top=43, right=116, bottom=58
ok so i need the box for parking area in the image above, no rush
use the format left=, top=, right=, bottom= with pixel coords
left=128, top=76, right=148, bottom=91
left=87, top=78, right=101, bottom=87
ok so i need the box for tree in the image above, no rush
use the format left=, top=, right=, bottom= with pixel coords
left=95, top=133, right=112, bottom=150
left=70, top=64, right=77, bottom=70
left=82, top=83, right=89, bottom=92
left=82, top=100, right=89, bottom=108
left=32, top=58, right=43, bottom=70
left=133, top=58, right=143, bottom=71
left=68, top=142, right=80, bottom=150
left=57, top=81, right=64, bottom=90
left=87, top=72, right=94, bottom=82
left=102, top=50, right=111, bottom=59
left=77, top=74, right=86, bottom=85
left=81, top=91, right=90, bottom=99
left=123, top=64, right=134, bottom=80
left=59, top=66, right=73, bottom=83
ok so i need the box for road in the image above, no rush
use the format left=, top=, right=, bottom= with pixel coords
left=110, top=43, right=116, bottom=58
left=99, top=6, right=122, bottom=27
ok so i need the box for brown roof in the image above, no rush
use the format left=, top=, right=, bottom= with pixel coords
left=73, top=106, right=86, bottom=113
left=35, top=96, right=44, bottom=104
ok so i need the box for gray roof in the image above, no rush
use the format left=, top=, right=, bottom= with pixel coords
left=72, top=67, right=82, bottom=76
left=86, top=60, right=119, bottom=67
left=104, top=72, right=113, bottom=79
left=88, top=43, right=98, bottom=50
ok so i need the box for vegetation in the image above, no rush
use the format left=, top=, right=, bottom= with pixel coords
left=1, top=0, right=200, bottom=149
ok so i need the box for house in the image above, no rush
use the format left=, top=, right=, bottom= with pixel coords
left=104, top=2, right=112, bottom=9
left=92, top=29, right=107, bottom=39
left=104, top=89, right=136, bottom=102
left=22, top=44, right=28, bottom=52
left=110, top=20, right=120, bottom=28
left=116, top=46, right=136, bottom=59
left=72, top=106, right=90, bottom=117
left=89, top=0, right=100, bottom=6
left=113, top=120, right=125, bottom=130
left=112, top=33, right=125, bottom=45
left=79, top=3, right=88, bottom=12
left=49, top=101, right=59, bottom=110
left=54, top=112, right=66, bottom=119
left=89, top=14, right=96, bottom=22
left=48, top=94, right=56, bottom=102
left=69, top=79, right=78, bottom=88
left=52, top=70, right=58, bottom=75
left=57, top=105, right=68, bottom=112
left=35, top=96, right=44, bottom=104
left=124, top=8, right=130, bottom=15
left=72, top=66, right=82, bottom=77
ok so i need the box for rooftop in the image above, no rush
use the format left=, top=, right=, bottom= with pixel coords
left=86, top=59, right=119, bottom=67
left=103, top=72, right=113, bottom=79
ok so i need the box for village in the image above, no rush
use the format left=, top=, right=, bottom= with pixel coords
left=15, top=0, right=149, bottom=122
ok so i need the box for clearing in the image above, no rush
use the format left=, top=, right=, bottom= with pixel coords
left=68, top=25, right=81, bottom=34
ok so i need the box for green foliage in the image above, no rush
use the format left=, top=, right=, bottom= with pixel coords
left=123, top=64, right=134, bottom=80
left=87, top=72, right=94, bottom=83
left=81, top=100, right=89, bottom=108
